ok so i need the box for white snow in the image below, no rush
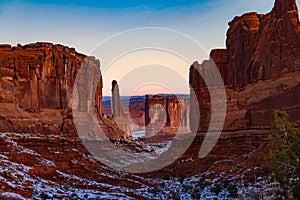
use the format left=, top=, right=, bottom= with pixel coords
left=0, top=132, right=280, bottom=199
left=0, top=192, right=28, bottom=200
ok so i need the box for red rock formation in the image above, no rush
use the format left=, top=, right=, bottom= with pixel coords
left=189, top=61, right=209, bottom=133
left=111, top=80, right=125, bottom=117
left=145, top=95, right=190, bottom=136
left=0, top=43, right=101, bottom=110
left=0, top=42, right=127, bottom=137
left=111, top=80, right=131, bottom=136
left=128, top=97, right=146, bottom=131
left=210, top=49, right=228, bottom=85
left=226, top=12, right=262, bottom=87
left=226, top=0, right=300, bottom=88
left=102, top=96, right=146, bottom=132
left=190, top=0, right=300, bottom=132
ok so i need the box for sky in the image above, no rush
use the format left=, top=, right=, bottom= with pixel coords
left=1, top=0, right=298, bottom=96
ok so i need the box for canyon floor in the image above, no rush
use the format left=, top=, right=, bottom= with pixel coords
left=0, top=130, right=277, bottom=199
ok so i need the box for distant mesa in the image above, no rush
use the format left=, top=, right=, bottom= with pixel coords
left=145, top=95, right=190, bottom=137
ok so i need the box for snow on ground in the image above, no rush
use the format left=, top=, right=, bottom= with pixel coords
left=0, top=132, right=278, bottom=199
left=136, top=173, right=277, bottom=199
left=0, top=192, right=28, bottom=200
left=0, top=133, right=149, bottom=199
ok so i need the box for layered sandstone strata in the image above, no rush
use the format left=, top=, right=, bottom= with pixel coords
left=226, top=0, right=300, bottom=88
left=190, top=0, right=300, bottom=132
left=0, top=43, right=127, bottom=137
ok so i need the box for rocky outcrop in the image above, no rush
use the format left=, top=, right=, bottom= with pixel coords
left=190, top=0, right=300, bottom=132
left=102, top=96, right=146, bottom=132
left=189, top=61, right=210, bottom=133
left=145, top=95, right=190, bottom=136
left=128, top=97, right=146, bottom=131
left=112, top=80, right=125, bottom=117
left=205, top=0, right=300, bottom=89
left=111, top=80, right=131, bottom=136
left=0, top=43, right=101, bottom=110
left=0, top=42, right=126, bottom=137
left=226, top=12, right=262, bottom=87
left=224, top=72, right=300, bottom=131
left=226, top=0, right=300, bottom=88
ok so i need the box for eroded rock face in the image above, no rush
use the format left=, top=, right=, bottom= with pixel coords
left=0, top=42, right=127, bottom=137
left=190, top=0, right=300, bottom=133
left=0, top=80, right=17, bottom=104
left=210, top=49, right=228, bottom=85
left=226, top=0, right=300, bottom=88
left=224, top=71, right=300, bottom=131
left=189, top=62, right=210, bottom=133
left=145, top=95, right=190, bottom=136
left=111, top=80, right=131, bottom=136
left=0, top=43, right=102, bottom=110
left=111, top=80, right=125, bottom=117
left=226, top=12, right=262, bottom=87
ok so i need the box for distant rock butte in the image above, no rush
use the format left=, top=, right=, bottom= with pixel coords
left=145, top=95, right=190, bottom=137
left=190, top=0, right=300, bottom=132
left=0, top=42, right=127, bottom=138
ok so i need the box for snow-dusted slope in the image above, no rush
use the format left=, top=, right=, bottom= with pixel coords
left=0, top=132, right=278, bottom=199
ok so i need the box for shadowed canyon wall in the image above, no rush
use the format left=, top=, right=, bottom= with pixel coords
left=190, top=0, right=300, bottom=133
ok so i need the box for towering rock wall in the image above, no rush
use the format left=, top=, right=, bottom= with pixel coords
left=226, top=0, right=300, bottom=88
left=0, top=42, right=127, bottom=137
left=145, top=95, right=190, bottom=136
left=189, top=61, right=212, bottom=133
left=0, top=43, right=102, bottom=111
left=190, top=0, right=300, bottom=133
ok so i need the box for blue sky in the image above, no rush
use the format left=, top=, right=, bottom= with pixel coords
left=4, top=0, right=215, bottom=9
left=1, top=0, right=298, bottom=95
left=0, top=0, right=279, bottom=52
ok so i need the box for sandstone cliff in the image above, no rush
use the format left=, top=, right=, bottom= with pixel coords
left=190, top=0, right=300, bottom=132
left=0, top=43, right=126, bottom=137
left=0, top=43, right=101, bottom=110
left=226, top=0, right=300, bottom=88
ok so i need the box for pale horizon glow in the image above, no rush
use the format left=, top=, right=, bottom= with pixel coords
left=130, top=84, right=176, bottom=96
left=101, top=48, right=192, bottom=96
